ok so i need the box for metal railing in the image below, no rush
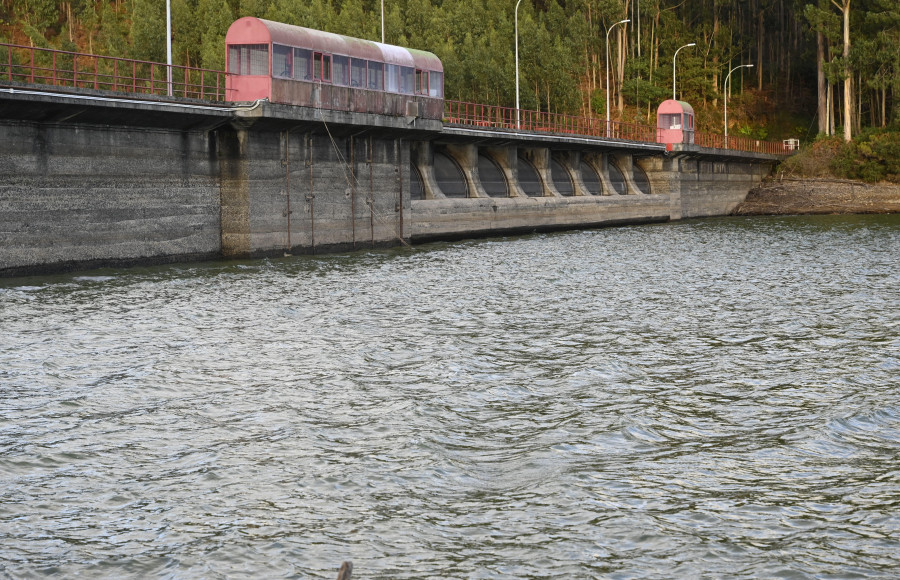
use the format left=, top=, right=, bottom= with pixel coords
left=693, top=131, right=792, bottom=156
left=444, top=100, right=656, bottom=143
left=445, top=99, right=793, bottom=156
left=1, top=43, right=228, bottom=101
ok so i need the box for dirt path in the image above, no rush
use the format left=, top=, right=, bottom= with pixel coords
left=733, top=178, right=900, bottom=216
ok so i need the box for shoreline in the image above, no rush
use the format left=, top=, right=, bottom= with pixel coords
left=732, top=178, right=900, bottom=216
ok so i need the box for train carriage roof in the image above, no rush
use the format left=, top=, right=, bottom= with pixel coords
left=226, top=17, right=443, bottom=72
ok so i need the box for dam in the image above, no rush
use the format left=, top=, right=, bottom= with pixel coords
left=0, top=49, right=785, bottom=277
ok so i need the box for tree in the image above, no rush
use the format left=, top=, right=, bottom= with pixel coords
left=832, top=0, right=852, bottom=141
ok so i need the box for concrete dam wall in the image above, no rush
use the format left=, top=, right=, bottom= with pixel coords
left=0, top=90, right=776, bottom=277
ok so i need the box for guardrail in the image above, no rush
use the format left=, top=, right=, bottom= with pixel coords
left=1, top=43, right=228, bottom=101
left=444, top=99, right=793, bottom=156
left=693, top=131, right=791, bottom=156
left=444, top=100, right=657, bottom=143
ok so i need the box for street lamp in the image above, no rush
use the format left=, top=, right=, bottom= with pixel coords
left=724, top=63, right=753, bottom=148
left=605, top=18, right=629, bottom=136
left=515, top=0, right=522, bottom=129
left=166, top=0, right=172, bottom=96
left=672, top=42, right=695, bottom=101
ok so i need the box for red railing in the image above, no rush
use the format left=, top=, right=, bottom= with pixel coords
left=444, top=100, right=657, bottom=143
left=693, top=131, right=791, bottom=156
left=444, top=99, right=792, bottom=156
left=1, top=43, right=228, bottom=101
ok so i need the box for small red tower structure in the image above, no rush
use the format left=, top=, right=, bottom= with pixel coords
left=656, top=99, right=695, bottom=146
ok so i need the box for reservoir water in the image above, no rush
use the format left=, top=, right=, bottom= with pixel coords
left=2, top=215, right=899, bottom=578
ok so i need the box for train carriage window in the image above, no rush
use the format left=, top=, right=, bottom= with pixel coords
left=415, top=69, right=429, bottom=95
left=273, top=44, right=292, bottom=78
left=429, top=71, right=443, bottom=97
left=313, top=52, right=331, bottom=82
left=385, top=64, right=400, bottom=93
left=227, top=44, right=269, bottom=76
left=350, top=58, right=366, bottom=87
left=293, top=48, right=312, bottom=80
left=400, top=67, right=414, bottom=94
left=332, top=55, right=349, bottom=86
left=368, top=61, right=384, bottom=90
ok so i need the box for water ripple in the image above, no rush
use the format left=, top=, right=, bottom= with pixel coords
left=1, top=215, right=899, bottom=578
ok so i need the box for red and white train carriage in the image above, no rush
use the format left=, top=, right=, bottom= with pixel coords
left=225, top=17, right=444, bottom=120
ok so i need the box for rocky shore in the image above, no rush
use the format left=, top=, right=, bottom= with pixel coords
left=732, top=178, right=900, bottom=216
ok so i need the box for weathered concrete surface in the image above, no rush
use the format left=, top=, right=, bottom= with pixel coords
left=233, top=130, right=410, bottom=255
left=410, top=195, right=670, bottom=241
left=410, top=153, right=771, bottom=242
left=0, top=119, right=222, bottom=277
left=677, top=157, right=772, bottom=218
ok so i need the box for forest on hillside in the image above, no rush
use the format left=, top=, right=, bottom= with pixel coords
left=1, top=0, right=899, bottom=140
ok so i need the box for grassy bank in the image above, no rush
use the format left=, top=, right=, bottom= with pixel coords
left=778, top=129, right=900, bottom=183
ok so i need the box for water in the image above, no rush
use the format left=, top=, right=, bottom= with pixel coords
left=2, top=215, right=899, bottom=579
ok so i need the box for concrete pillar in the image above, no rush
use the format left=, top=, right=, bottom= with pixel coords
left=410, top=141, right=445, bottom=199
left=634, top=156, right=672, bottom=197
left=520, top=147, right=561, bottom=197
left=553, top=151, right=591, bottom=196
left=582, top=152, right=616, bottom=196
left=481, top=146, right=526, bottom=198
left=443, top=143, right=488, bottom=198
left=609, top=153, right=644, bottom=195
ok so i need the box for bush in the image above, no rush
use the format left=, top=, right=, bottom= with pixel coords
left=831, top=129, right=900, bottom=183
left=777, top=136, right=843, bottom=178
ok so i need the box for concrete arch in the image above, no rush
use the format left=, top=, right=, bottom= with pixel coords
left=410, top=141, right=444, bottom=199
left=608, top=153, right=645, bottom=195
left=516, top=155, right=545, bottom=197
left=631, top=162, right=652, bottom=195
left=550, top=158, right=576, bottom=196
left=634, top=155, right=678, bottom=198
left=582, top=152, right=617, bottom=196
left=479, top=146, right=527, bottom=198
left=441, top=144, right=487, bottom=198
left=578, top=160, right=604, bottom=195
left=477, top=153, right=509, bottom=197
left=551, top=151, right=592, bottom=196
left=410, top=163, right=425, bottom=200
left=519, top=148, right=561, bottom=197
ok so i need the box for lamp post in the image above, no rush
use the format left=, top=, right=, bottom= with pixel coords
left=605, top=18, right=629, bottom=137
left=381, top=0, right=385, bottom=43
left=672, top=42, right=695, bottom=101
left=515, top=0, right=522, bottom=129
left=166, top=0, right=172, bottom=96
left=724, top=63, right=753, bottom=148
